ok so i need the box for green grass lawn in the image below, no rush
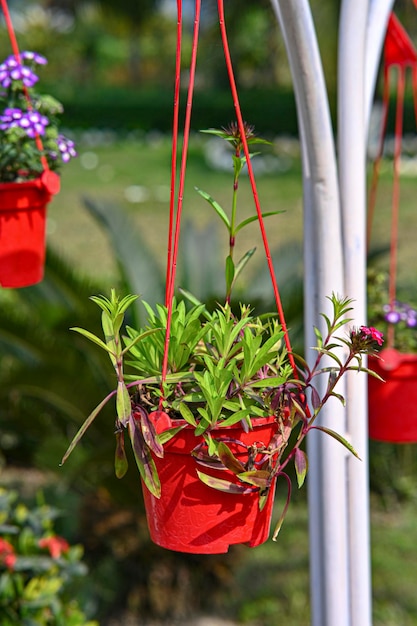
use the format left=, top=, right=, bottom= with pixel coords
left=47, top=133, right=304, bottom=284
left=49, top=133, right=417, bottom=295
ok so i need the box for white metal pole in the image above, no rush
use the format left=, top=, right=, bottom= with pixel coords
left=364, top=0, right=395, bottom=134
left=269, top=2, right=349, bottom=625
left=338, top=2, right=373, bottom=625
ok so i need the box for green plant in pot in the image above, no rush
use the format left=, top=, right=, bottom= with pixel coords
left=62, top=124, right=383, bottom=554
left=367, top=269, right=417, bottom=443
left=0, top=50, right=76, bottom=288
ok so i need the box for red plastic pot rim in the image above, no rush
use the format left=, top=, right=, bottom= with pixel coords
left=158, top=415, right=278, bottom=457
left=369, top=349, right=417, bottom=371
left=0, top=171, right=60, bottom=209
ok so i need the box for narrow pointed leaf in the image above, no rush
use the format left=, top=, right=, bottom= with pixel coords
left=195, top=187, right=230, bottom=229
left=115, top=430, right=128, bottom=478
left=217, top=442, right=246, bottom=474
left=128, top=417, right=161, bottom=498
left=225, top=255, right=235, bottom=294
left=134, top=406, right=164, bottom=457
left=61, top=392, right=115, bottom=465
left=235, top=211, right=283, bottom=233
left=294, top=448, right=308, bottom=488
left=312, top=426, right=361, bottom=459
left=70, top=327, right=114, bottom=354
left=231, top=248, right=256, bottom=287
left=310, top=385, right=321, bottom=411
left=116, top=381, right=131, bottom=426
left=272, top=473, right=292, bottom=541
left=237, top=469, right=270, bottom=489
left=196, top=471, right=256, bottom=494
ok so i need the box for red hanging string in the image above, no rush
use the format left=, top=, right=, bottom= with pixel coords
left=217, top=0, right=296, bottom=371
left=160, top=0, right=201, bottom=387
left=160, top=0, right=297, bottom=393
left=165, top=0, right=183, bottom=307
left=387, top=66, right=405, bottom=349
left=367, top=65, right=391, bottom=251
left=367, top=12, right=417, bottom=351
left=0, top=0, right=49, bottom=172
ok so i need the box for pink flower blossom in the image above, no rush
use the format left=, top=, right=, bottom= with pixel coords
left=38, top=535, right=70, bottom=559
left=359, top=325, right=384, bottom=346
left=0, top=538, right=16, bottom=570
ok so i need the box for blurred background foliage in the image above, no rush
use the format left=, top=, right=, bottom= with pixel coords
left=1, top=0, right=417, bottom=624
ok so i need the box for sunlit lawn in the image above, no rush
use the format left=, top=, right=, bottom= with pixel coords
left=47, top=133, right=303, bottom=284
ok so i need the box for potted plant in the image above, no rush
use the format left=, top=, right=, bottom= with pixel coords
left=367, top=269, right=417, bottom=442
left=0, top=50, right=76, bottom=289
left=61, top=125, right=383, bottom=554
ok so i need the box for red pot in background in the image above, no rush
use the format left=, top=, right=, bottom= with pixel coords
left=142, top=417, right=278, bottom=554
left=368, top=349, right=417, bottom=443
left=0, top=171, right=60, bottom=288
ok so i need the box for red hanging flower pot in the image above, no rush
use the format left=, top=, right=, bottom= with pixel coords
left=368, top=349, right=417, bottom=443
left=0, top=171, right=60, bottom=288
left=141, top=417, right=278, bottom=554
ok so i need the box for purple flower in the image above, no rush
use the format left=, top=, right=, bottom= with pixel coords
left=21, top=51, right=47, bottom=66
left=384, top=309, right=401, bottom=324
left=56, top=134, right=77, bottom=162
left=0, top=52, right=44, bottom=88
left=0, top=107, right=49, bottom=137
left=383, top=300, right=417, bottom=328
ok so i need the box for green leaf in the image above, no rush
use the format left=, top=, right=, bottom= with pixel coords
left=115, top=430, right=128, bottom=479
left=196, top=471, right=255, bottom=494
left=294, top=448, right=308, bottom=488
left=134, top=406, right=164, bottom=458
left=128, top=416, right=161, bottom=498
left=179, top=403, right=197, bottom=426
left=225, top=255, right=235, bottom=294
left=231, top=248, right=256, bottom=289
left=116, top=381, right=131, bottom=426
left=61, top=392, right=115, bottom=466
left=195, top=187, right=231, bottom=230
left=235, top=211, right=283, bottom=233
left=237, top=470, right=270, bottom=489
left=217, top=442, right=245, bottom=474
left=312, top=426, right=361, bottom=459
left=70, top=327, right=114, bottom=355
left=272, top=473, right=292, bottom=541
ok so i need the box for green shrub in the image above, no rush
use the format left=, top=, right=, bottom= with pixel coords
left=0, top=487, right=98, bottom=625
